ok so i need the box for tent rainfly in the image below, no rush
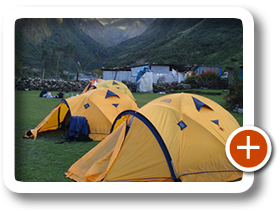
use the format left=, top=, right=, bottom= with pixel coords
left=65, top=93, right=242, bottom=182
left=88, top=80, right=136, bottom=101
left=24, top=88, right=139, bottom=141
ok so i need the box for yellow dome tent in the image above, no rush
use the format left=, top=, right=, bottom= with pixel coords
left=24, top=88, right=138, bottom=141
left=88, top=80, right=136, bottom=101
left=65, top=93, right=242, bottom=182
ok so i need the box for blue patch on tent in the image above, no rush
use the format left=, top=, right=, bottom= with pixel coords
left=192, top=97, right=212, bottom=112
left=211, top=120, right=219, bottom=125
left=112, top=103, right=119, bottom=108
left=160, top=99, right=172, bottom=103
left=116, top=87, right=120, bottom=89
left=84, top=103, right=90, bottom=109
left=177, top=120, right=187, bottom=130
left=112, top=81, right=119, bottom=85
left=105, top=90, right=120, bottom=99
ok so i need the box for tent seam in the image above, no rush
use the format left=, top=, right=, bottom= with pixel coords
left=179, top=170, right=242, bottom=177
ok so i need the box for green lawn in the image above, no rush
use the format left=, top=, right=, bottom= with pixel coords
left=15, top=90, right=100, bottom=182
left=14, top=89, right=243, bottom=182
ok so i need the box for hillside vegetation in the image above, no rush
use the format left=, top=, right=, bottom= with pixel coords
left=15, top=18, right=108, bottom=76
left=107, top=18, right=243, bottom=67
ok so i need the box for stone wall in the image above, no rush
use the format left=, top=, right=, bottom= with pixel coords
left=15, top=77, right=89, bottom=92
left=15, top=77, right=192, bottom=93
left=153, top=82, right=191, bottom=93
left=122, top=80, right=191, bottom=93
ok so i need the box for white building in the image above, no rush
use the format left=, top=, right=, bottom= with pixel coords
left=102, top=64, right=220, bottom=83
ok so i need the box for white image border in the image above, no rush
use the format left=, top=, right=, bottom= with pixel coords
left=3, top=6, right=254, bottom=193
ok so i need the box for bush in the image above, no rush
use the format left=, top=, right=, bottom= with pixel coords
left=222, top=58, right=243, bottom=110
left=201, top=70, right=219, bottom=81
left=200, top=70, right=222, bottom=89
left=185, top=75, right=201, bottom=89
left=223, top=67, right=243, bottom=110
left=223, top=81, right=243, bottom=109
left=185, top=70, right=228, bottom=89
left=122, top=80, right=136, bottom=92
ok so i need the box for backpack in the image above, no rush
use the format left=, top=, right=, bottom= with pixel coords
left=55, top=92, right=64, bottom=99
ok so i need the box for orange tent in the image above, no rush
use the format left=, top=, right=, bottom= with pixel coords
left=81, top=79, right=105, bottom=94
left=88, top=80, right=136, bottom=101
left=24, top=88, right=138, bottom=141
left=66, top=93, right=242, bottom=182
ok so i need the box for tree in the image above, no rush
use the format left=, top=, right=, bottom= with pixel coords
left=223, top=58, right=243, bottom=110
left=170, top=59, right=178, bottom=65
left=118, top=60, right=127, bottom=68
left=83, top=53, right=100, bottom=71
left=63, top=43, right=77, bottom=74
left=53, top=45, right=64, bottom=79
left=77, top=61, right=81, bottom=81
left=76, top=53, right=100, bottom=81
left=15, top=56, right=23, bottom=77
left=92, top=69, right=103, bottom=78
left=41, top=48, right=49, bottom=79
left=105, top=58, right=117, bottom=68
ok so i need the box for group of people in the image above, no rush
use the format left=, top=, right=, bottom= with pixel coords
left=39, top=88, right=64, bottom=99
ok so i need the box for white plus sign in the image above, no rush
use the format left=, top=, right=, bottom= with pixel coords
left=237, top=136, right=260, bottom=159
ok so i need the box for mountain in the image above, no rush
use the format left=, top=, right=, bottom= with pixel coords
left=15, top=18, right=243, bottom=77
left=97, top=18, right=155, bottom=44
left=72, top=18, right=117, bottom=47
left=15, top=18, right=108, bottom=71
left=107, top=18, right=243, bottom=67
left=71, top=18, right=154, bottom=46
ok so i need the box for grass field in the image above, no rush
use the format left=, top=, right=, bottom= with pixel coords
left=15, top=89, right=243, bottom=182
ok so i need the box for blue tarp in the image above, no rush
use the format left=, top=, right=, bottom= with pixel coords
left=136, top=66, right=152, bottom=92
left=136, top=66, right=151, bottom=82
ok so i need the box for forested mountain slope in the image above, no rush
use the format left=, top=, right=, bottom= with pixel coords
left=15, top=18, right=243, bottom=76
left=15, top=18, right=108, bottom=71
left=107, top=18, right=243, bottom=67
